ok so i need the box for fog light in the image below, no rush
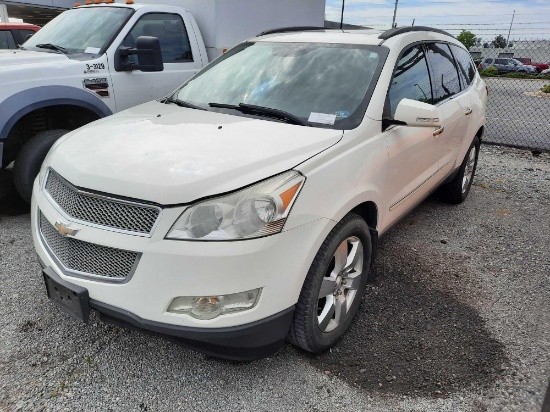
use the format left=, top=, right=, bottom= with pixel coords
left=167, top=288, right=262, bottom=320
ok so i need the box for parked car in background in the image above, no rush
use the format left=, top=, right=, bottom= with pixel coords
left=515, top=57, right=549, bottom=73
left=0, top=22, right=39, bottom=49
left=479, top=57, right=537, bottom=74
left=32, top=26, right=487, bottom=360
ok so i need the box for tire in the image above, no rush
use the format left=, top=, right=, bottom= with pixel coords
left=439, top=136, right=480, bottom=204
left=288, top=213, right=372, bottom=353
left=13, top=129, right=69, bottom=204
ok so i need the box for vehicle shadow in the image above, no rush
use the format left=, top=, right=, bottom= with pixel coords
left=0, top=170, right=30, bottom=217
left=304, top=216, right=508, bottom=398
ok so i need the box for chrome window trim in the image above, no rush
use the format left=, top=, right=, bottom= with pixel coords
left=42, top=169, right=163, bottom=238
left=38, top=209, right=141, bottom=284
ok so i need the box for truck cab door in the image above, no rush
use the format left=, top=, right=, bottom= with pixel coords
left=107, top=11, right=204, bottom=112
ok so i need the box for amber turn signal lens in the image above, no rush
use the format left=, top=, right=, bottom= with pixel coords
left=280, top=182, right=301, bottom=212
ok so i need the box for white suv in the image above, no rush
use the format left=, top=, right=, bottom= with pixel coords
left=32, top=26, right=487, bottom=360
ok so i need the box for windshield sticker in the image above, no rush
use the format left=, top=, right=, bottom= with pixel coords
left=84, top=47, right=101, bottom=54
left=308, top=112, right=336, bottom=125
left=335, top=111, right=350, bottom=118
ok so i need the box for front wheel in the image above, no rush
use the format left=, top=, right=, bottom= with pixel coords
left=288, top=213, right=372, bottom=353
left=13, top=129, right=69, bottom=204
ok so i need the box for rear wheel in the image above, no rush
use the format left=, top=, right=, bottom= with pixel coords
left=288, top=213, right=372, bottom=353
left=440, top=136, right=480, bottom=204
left=13, top=129, right=69, bottom=204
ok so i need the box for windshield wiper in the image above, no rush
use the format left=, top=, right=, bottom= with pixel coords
left=35, top=43, right=68, bottom=54
left=164, top=97, right=207, bottom=111
left=209, top=102, right=310, bottom=127
left=17, top=45, right=26, bottom=51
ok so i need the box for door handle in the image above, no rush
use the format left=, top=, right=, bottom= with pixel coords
left=465, top=108, right=473, bottom=116
left=433, top=126, right=445, bottom=136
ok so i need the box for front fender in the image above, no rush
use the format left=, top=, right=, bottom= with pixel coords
left=0, top=86, right=113, bottom=140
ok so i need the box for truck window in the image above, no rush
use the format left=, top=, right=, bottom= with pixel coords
left=24, top=7, right=133, bottom=54
left=0, top=30, right=16, bottom=49
left=124, top=13, right=193, bottom=63
left=388, top=45, right=433, bottom=117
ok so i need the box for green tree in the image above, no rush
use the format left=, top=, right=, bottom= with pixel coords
left=492, top=35, right=507, bottom=49
left=457, top=30, right=477, bottom=50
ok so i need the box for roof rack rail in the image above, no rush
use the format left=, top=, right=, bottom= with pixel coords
left=378, top=26, right=453, bottom=40
left=257, top=26, right=325, bottom=37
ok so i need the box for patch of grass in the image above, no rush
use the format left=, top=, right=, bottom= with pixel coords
left=480, top=66, right=498, bottom=77
left=541, top=84, right=550, bottom=93
left=479, top=70, right=550, bottom=80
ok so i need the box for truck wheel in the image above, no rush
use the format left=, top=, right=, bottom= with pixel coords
left=288, top=213, right=372, bottom=353
left=439, top=136, right=480, bottom=204
left=13, top=129, right=69, bottom=204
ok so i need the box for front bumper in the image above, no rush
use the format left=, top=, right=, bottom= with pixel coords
left=41, top=263, right=293, bottom=361
left=32, top=178, right=334, bottom=358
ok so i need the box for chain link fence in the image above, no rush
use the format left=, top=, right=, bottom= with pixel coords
left=469, top=40, right=550, bottom=152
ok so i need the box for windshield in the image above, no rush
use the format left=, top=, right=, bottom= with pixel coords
left=174, top=42, right=386, bottom=129
left=24, top=7, right=132, bottom=54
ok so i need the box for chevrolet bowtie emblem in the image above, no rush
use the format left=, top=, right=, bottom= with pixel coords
left=54, top=220, right=79, bottom=237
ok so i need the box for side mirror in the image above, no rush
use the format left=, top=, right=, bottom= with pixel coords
left=116, top=36, right=164, bottom=72
left=385, top=98, right=442, bottom=128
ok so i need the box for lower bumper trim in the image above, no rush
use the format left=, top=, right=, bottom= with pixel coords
left=90, top=299, right=295, bottom=361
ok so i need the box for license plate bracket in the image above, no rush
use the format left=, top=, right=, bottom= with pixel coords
left=43, top=267, right=90, bottom=323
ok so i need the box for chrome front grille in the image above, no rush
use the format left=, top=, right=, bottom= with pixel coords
left=39, top=212, right=140, bottom=281
left=44, top=170, right=161, bottom=236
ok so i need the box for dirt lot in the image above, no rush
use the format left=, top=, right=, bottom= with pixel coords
left=0, top=145, right=548, bottom=411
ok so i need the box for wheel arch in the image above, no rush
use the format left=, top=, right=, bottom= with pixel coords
left=475, top=125, right=484, bottom=141
left=0, top=86, right=112, bottom=166
left=344, top=200, right=379, bottom=268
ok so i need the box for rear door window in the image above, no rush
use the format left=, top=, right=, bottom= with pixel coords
left=388, top=44, right=433, bottom=117
left=19, top=29, right=37, bottom=43
left=0, top=30, right=16, bottom=49
left=450, top=44, right=476, bottom=89
left=426, top=43, right=461, bottom=104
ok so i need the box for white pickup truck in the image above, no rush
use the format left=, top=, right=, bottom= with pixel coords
left=0, top=0, right=324, bottom=202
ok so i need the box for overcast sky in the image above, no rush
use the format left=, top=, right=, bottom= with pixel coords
left=325, top=0, right=550, bottom=40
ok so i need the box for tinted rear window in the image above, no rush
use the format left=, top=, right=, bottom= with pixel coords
left=426, top=43, right=461, bottom=103
left=0, top=30, right=16, bottom=49
left=450, top=44, right=476, bottom=89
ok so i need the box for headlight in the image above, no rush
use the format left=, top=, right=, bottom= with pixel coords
left=166, top=170, right=305, bottom=241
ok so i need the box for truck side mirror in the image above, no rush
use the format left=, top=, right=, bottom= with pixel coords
left=116, top=36, right=164, bottom=72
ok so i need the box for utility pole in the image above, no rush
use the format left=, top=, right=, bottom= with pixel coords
left=391, top=0, right=399, bottom=28
left=340, top=0, right=345, bottom=30
left=506, top=10, right=515, bottom=46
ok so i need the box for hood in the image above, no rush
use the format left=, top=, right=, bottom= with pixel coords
left=48, top=101, right=342, bottom=205
left=0, top=49, right=69, bottom=70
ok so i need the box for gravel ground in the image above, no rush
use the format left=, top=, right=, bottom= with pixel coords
left=0, top=145, right=549, bottom=411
